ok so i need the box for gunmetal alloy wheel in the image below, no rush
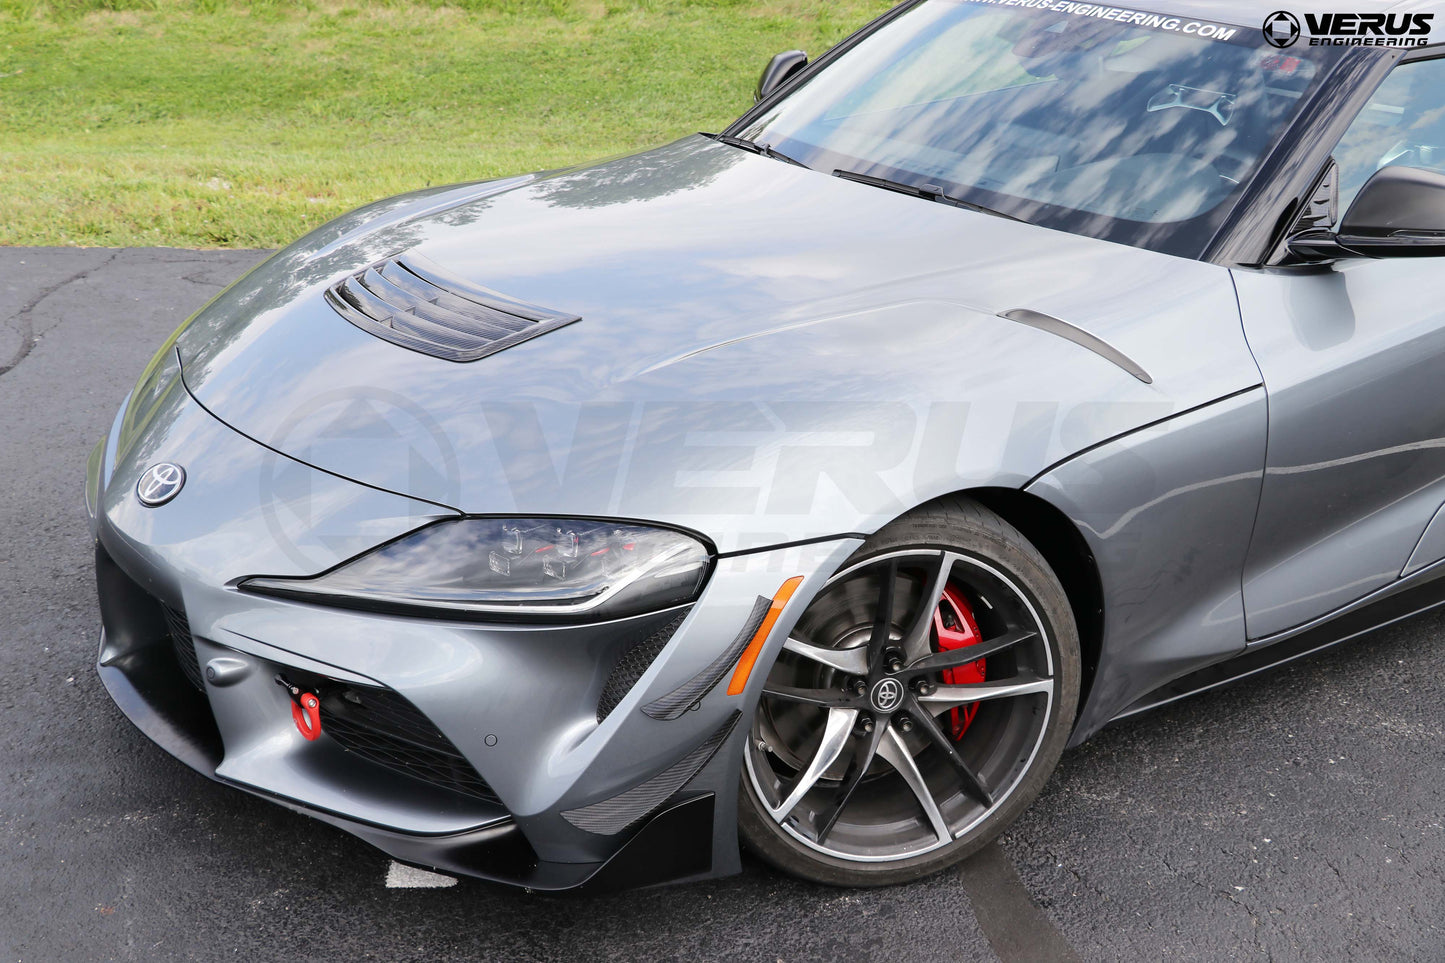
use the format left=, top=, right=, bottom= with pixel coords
left=739, top=500, right=1080, bottom=885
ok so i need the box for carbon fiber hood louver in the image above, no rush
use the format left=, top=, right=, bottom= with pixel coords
left=324, top=253, right=580, bottom=362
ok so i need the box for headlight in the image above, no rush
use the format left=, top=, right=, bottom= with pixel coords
left=241, top=518, right=712, bottom=622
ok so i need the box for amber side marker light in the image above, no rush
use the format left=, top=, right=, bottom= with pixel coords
left=727, top=575, right=806, bottom=696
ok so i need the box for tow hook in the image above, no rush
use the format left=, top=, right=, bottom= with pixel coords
left=275, top=674, right=322, bottom=741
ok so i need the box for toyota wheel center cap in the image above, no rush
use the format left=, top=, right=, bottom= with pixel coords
left=870, top=677, right=903, bottom=713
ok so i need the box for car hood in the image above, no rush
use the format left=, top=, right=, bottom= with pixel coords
left=176, top=135, right=1261, bottom=551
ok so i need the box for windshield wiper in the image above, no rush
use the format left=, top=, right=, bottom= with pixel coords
left=832, top=169, right=1022, bottom=222
left=708, top=133, right=808, bottom=168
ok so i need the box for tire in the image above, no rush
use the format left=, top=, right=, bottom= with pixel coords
left=738, top=496, right=1080, bottom=887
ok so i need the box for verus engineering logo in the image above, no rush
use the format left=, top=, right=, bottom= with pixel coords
left=1263, top=11, right=1301, bottom=48
left=1264, top=10, right=1434, bottom=48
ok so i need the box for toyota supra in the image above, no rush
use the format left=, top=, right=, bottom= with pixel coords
left=88, top=0, right=1445, bottom=889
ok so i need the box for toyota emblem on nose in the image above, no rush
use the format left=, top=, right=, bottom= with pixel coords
left=136, top=463, right=186, bottom=507
left=870, top=677, right=903, bottom=713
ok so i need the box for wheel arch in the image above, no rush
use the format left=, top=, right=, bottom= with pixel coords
left=951, top=487, right=1103, bottom=728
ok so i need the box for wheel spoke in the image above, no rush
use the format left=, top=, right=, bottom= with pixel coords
left=768, top=708, right=858, bottom=821
left=867, top=558, right=900, bottom=671
left=907, top=696, right=994, bottom=808
left=900, top=552, right=957, bottom=663
left=814, top=723, right=886, bottom=845
left=905, top=628, right=1038, bottom=676
left=916, top=675, right=1053, bottom=713
left=782, top=636, right=870, bottom=676
left=878, top=728, right=951, bottom=845
left=762, top=683, right=857, bottom=708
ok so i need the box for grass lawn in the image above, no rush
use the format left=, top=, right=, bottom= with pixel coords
left=0, top=0, right=890, bottom=248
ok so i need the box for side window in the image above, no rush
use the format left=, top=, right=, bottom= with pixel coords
left=1333, top=56, right=1445, bottom=220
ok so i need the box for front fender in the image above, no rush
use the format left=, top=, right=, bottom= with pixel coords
left=1024, top=388, right=1269, bottom=744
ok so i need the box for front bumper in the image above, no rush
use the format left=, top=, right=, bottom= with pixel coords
left=88, top=379, right=859, bottom=890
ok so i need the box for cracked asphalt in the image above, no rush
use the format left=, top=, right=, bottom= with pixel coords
left=4, top=247, right=1445, bottom=962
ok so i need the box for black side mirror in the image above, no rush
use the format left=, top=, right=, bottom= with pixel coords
left=756, top=50, right=808, bottom=103
left=1290, top=165, right=1445, bottom=260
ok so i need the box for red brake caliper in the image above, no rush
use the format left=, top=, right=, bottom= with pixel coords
left=934, top=584, right=987, bottom=740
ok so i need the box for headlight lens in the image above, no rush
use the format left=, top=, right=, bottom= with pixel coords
left=242, top=518, right=712, bottom=622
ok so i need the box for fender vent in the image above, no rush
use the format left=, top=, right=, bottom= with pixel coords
left=325, top=254, right=580, bottom=362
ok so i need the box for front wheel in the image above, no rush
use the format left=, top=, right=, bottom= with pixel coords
left=738, top=498, right=1080, bottom=886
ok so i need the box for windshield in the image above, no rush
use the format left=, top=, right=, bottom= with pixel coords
left=733, top=1, right=1347, bottom=258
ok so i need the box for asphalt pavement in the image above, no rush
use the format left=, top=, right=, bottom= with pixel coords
left=3, top=247, right=1445, bottom=962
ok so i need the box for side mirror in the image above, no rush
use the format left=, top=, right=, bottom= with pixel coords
left=1290, top=165, right=1445, bottom=260
left=756, top=50, right=808, bottom=103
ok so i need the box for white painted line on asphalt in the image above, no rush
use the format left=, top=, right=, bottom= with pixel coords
left=385, top=861, right=458, bottom=889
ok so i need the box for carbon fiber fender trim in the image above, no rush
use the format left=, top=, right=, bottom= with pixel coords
left=642, top=596, right=771, bottom=720
left=561, top=712, right=740, bottom=835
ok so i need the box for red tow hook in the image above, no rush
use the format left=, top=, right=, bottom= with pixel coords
left=275, top=675, right=323, bottom=741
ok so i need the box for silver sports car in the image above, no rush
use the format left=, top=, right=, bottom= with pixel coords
left=88, top=0, right=1445, bottom=889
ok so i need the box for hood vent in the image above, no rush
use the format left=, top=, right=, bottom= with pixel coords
left=324, top=253, right=580, bottom=362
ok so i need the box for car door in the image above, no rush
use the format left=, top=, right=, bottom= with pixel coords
left=1235, top=52, right=1445, bottom=640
